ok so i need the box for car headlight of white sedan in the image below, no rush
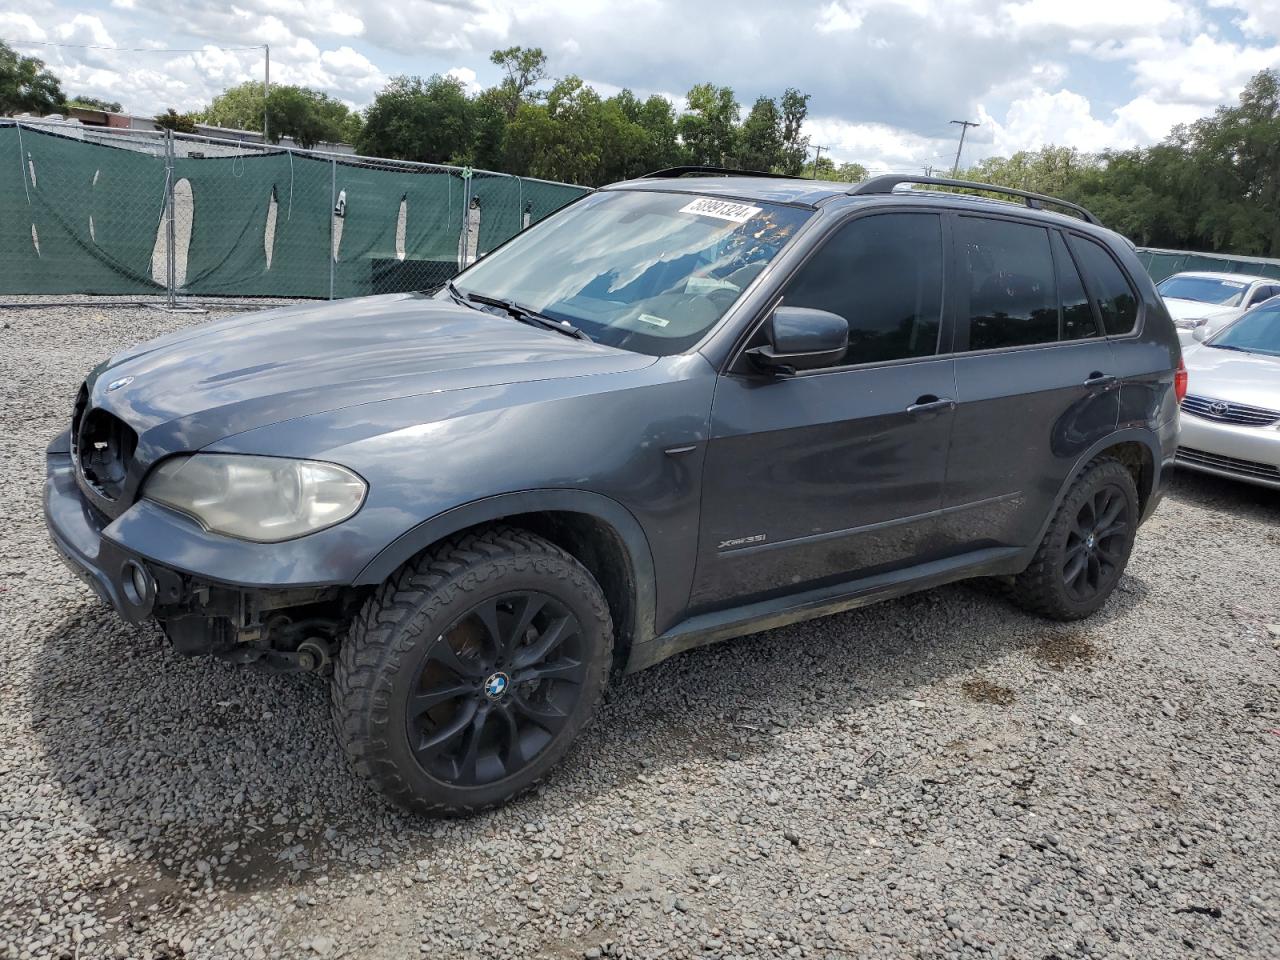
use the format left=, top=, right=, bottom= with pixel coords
left=143, top=454, right=367, bottom=542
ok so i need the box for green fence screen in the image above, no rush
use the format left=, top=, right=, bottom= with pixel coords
left=1, top=123, right=590, bottom=299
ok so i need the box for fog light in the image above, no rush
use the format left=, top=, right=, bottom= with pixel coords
left=122, top=560, right=155, bottom=607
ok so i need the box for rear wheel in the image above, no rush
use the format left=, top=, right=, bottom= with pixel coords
left=1009, top=458, right=1138, bottom=621
left=332, top=527, right=612, bottom=816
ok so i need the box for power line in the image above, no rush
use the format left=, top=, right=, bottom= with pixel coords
left=1, top=36, right=264, bottom=54
left=949, top=119, right=980, bottom=176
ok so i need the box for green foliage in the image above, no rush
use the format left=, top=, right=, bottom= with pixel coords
left=678, top=83, right=739, bottom=166
left=0, top=41, right=66, bottom=116
left=811, top=156, right=868, bottom=182
left=357, top=75, right=473, bottom=163
left=68, top=95, right=122, bottom=113
left=489, top=46, right=549, bottom=119
left=201, top=81, right=266, bottom=130
left=202, top=81, right=358, bottom=148
left=154, top=108, right=198, bottom=133
left=737, top=96, right=784, bottom=172
left=779, top=88, right=811, bottom=175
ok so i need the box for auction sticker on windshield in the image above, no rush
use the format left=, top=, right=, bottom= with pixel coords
left=679, top=197, right=763, bottom=224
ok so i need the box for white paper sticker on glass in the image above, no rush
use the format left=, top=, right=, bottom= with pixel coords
left=678, top=197, right=763, bottom=224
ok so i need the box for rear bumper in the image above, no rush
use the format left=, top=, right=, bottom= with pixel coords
left=1176, top=412, right=1280, bottom=489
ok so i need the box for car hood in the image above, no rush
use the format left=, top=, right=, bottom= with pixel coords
left=1162, top=297, right=1240, bottom=322
left=88, top=293, right=655, bottom=453
left=1184, top=344, right=1280, bottom=409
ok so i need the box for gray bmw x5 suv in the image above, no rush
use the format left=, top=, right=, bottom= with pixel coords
left=45, top=170, right=1183, bottom=814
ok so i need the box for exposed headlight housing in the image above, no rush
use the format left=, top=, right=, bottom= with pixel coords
left=142, top=454, right=367, bottom=543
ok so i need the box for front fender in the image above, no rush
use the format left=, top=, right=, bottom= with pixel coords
left=354, top=488, right=659, bottom=647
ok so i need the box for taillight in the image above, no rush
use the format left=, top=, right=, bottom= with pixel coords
left=1175, top=357, right=1188, bottom=404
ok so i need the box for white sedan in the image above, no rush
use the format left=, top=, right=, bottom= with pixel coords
left=1157, top=271, right=1280, bottom=346
left=1177, top=299, right=1280, bottom=489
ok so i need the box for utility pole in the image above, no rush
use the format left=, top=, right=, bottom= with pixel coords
left=263, top=44, right=271, bottom=143
left=921, top=164, right=934, bottom=177
left=950, top=119, right=979, bottom=177
left=809, top=143, right=832, bottom=176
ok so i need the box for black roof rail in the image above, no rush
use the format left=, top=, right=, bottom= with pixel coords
left=849, top=174, right=1101, bottom=226
left=641, top=165, right=805, bottom=181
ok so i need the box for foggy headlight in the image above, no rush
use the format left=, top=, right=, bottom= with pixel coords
left=143, top=454, right=367, bottom=543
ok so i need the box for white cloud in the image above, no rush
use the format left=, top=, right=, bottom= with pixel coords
left=445, top=66, right=481, bottom=93
left=1128, top=33, right=1280, bottom=105
left=0, top=13, right=48, bottom=40
left=1002, top=0, right=1199, bottom=38
left=816, top=2, right=864, bottom=33
left=1209, top=1, right=1280, bottom=40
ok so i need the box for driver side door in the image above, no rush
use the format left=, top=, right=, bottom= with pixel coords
left=689, top=211, right=959, bottom=612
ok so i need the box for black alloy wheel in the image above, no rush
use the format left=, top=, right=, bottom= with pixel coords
left=1061, top=484, right=1130, bottom=602
left=333, top=526, right=612, bottom=816
left=405, top=592, right=589, bottom=787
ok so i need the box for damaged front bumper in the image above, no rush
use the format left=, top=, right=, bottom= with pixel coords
left=44, top=434, right=356, bottom=669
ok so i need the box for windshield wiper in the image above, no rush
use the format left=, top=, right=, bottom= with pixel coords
left=464, top=291, right=593, bottom=342
left=1206, top=343, right=1249, bottom=352
left=444, top=278, right=472, bottom=307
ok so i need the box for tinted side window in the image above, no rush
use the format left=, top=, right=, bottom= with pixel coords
left=1068, top=235, right=1139, bottom=335
left=1052, top=231, right=1099, bottom=340
left=958, top=217, right=1058, bottom=350
left=781, top=213, right=943, bottom=365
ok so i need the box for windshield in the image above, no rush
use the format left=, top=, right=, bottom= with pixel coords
left=1207, top=301, right=1280, bottom=356
left=453, top=190, right=811, bottom=356
left=1157, top=275, right=1248, bottom=307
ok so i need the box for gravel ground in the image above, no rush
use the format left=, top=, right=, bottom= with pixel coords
left=1, top=301, right=1278, bottom=960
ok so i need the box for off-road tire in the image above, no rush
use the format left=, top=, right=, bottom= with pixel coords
left=1009, top=457, right=1139, bottom=621
left=332, top=526, right=613, bottom=816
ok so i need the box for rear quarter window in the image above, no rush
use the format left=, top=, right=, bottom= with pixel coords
left=1068, top=235, right=1139, bottom=336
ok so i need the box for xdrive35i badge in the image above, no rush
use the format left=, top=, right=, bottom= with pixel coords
left=718, top=533, right=767, bottom=550
left=107, top=376, right=134, bottom=391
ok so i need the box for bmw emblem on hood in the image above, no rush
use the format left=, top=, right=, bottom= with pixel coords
left=107, top=376, right=134, bottom=392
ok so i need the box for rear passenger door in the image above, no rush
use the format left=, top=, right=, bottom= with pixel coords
left=942, top=215, right=1120, bottom=550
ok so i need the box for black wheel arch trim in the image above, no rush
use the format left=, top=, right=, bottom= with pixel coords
left=352, top=488, right=658, bottom=652
left=1030, top=428, right=1163, bottom=553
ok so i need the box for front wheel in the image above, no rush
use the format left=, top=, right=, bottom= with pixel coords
left=1009, top=457, right=1139, bottom=621
left=332, top=527, right=613, bottom=816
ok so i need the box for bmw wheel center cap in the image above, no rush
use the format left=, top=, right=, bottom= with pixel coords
left=483, top=672, right=510, bottom=700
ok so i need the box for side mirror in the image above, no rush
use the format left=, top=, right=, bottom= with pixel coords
left=1191, top=325, right=1210, bottom=343
left=747, top=306, right=849, bottom=375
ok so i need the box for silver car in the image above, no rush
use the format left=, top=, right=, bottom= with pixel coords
left=1158, top=271, right=1280, bottom=346
left=1177, top=298, right=1280, bottom=489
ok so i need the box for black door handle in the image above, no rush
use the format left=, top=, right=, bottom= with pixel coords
left=906, top=396, right=956, bottom=416
left=1084, top=372, right=1118, bottom=389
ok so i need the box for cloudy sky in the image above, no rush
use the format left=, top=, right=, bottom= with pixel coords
left=3, top=0, right=1279, bottom=171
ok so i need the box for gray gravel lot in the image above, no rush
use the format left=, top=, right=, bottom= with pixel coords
left=1, top=301, right=1278, bottom=960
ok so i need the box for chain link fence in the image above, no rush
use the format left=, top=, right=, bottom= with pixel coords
left=0, top=119, right=590, bottom=304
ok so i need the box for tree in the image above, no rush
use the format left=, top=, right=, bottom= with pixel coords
left=265, top=86, right=357, bottom=148
left=736, top=96, right=784, bottom=172
left=358, top=75, right=473, bottom=164
left=0, top=41, right=66, bottom=115
left=202, top=81, right=266, bottom=130
left=201, top=81, right=359, bottom=147
left=154, top=108, right=198, bottom=133
left=68, top=95, right=122, bottom=113
left=490, top=46, right=548, bottom=119
left=779, top=88, right=811, bottom=175
left=678, top=83, right=739, bottom=166
left=811, top=156, right=868, bottom=182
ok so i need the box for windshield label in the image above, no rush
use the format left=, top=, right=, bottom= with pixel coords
left=638, top=313, right=670, bottom=328
left=679, top=198, right=762, bottom=223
